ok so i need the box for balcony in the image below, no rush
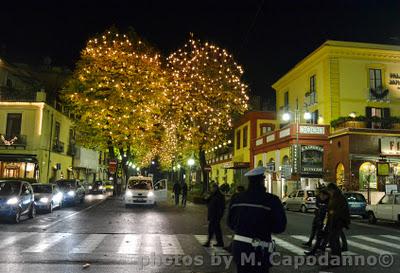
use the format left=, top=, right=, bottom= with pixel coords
left=304, top=91, right=317, bottom=107
left=0, top=134, right=27, bottom=149
left=52, top=140, right=65, bottom=153
left=368, top=87, right=390, bottom=102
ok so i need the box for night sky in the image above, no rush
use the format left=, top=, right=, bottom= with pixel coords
left=1, top=0, right=400, bottom=103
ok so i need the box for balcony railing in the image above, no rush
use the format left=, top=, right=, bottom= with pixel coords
left=304, top=91, right=317, bottom=107
left=368, top=87, right=390, bottom=102
left=52, top=140, right=65, bottom=153
left=0, top=134, right=27, bottom=149
left=0, top=86, right=36, bottom=102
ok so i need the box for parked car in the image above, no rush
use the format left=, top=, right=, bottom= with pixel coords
left=89, top=181, right=106, bottom=194
left=32, top=183, right=63, bottom=213
left=0, top=180, right=36, bottom=223
left=366, top=193, right=400, bottom=224
left=282, top=189, right=317, bottom=213
left=343, top=192, right=367, bottom=218
left=104, top=181, right=114, bottom=192
left=124, top=176, right=168, bottom=207
left=56, top=179, right=85, bottom=205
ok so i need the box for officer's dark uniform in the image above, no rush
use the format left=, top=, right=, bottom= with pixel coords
left=228, top=167, right=287, bottom=273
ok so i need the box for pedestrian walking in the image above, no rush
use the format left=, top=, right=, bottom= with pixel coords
left=172, top=180, right=181, bottom=206
left=304, top=189, right=330, bottom=255
left=203, top=183, right=225, bottom=247
left=228, top=167, right=287, bottom=273
left=324, top=182, right=350, bottom=265
left=181, top=182, right=188, bottom=207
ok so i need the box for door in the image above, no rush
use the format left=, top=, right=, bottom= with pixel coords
left=286, top=191, right=297, bottom=209
left=154, top=179, right=168, bottom=202
left=376, top=195, right=394, bottom=220
left=295, top=190, right=305, bottom=210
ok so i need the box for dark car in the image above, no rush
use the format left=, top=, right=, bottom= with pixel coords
left=343, top=192, right=367, bottom=218
left=89, top=181, right=106, bottom=194
left=0, top=180, right=36, bottom=223
left=56, top=179, right=85, bottom=205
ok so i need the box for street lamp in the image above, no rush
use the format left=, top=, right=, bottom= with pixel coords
left=187, top=158, right=195, bottom=187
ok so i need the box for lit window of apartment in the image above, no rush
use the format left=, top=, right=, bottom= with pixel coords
left=243, top=126, right=248, bottom=148
left=260, top=124, right=273, bottom=135
left=369, top=68, right=383, bottom=90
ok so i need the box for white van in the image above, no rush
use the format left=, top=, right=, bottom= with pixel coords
left=124, top=176, right=168, bottom=207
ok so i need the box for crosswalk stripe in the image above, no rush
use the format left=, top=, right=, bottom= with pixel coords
left=118, top=234, right=141, bottom=254
left=272, top=237, right=305, bottom=255
left=353, top=235, right=400, bottom=250
left=71, top=234, right=107, bottom=253
left=160, top=235, right=184, bottom=255
left=347, top=239, right=396, bottom=255
left=23, top=233, right=70, bottom=253
left=194, top=235, right=230, bottom=255
left=380, top=235, right=400, bottom=242
left=0, top=232, right=35, bottom=250
left=291, top=235, right=359, bottom=255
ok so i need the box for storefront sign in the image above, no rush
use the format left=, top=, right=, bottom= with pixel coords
left=291, top=144, right=300, bottom=174
left=281, top=164, right=292, bottom=178
left=299, top=126, right=325, bottom=135
left=279, top=128, right=291, bottom=138
left=389, top=73, right=400, bottom=90
left=300, top=145, right=324, bottom=175
left=108, top=159, right=118, bottom=174
left=381, top=137, right=400, bottom=155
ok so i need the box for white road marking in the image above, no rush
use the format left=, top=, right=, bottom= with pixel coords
left=23, top=233, right=70, bottom=253
left=380, top=235, right=400, bottom=242
left=347, top=239, right=396, bottom=255
left=194, top=235, right=230, bottom=255
left=118, top=234, right=141, bottom=254
left=0, top=232, right=35, bottom=250
left=291, top=235, right=358, bottom=255
left=353, top=235, right=400, bottom=250
left=272, top=237, right=305, bottom=255
left=71, top=234, right=107, bottom=253
left=160, top=235, right=184, bottom=255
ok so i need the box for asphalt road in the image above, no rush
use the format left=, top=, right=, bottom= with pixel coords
left=0, top=193, right=399, bottom=273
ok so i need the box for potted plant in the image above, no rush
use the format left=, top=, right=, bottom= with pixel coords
left=330, top=116, right=367, bottom=130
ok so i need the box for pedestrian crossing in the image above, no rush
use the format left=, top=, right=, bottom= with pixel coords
left=0, top=232, right=399, bottom=257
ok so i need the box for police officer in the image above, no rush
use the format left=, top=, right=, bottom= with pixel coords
left=228, top=166, right=287, bottom=273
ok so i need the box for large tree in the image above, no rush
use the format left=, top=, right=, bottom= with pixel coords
left=167, top=38, right=249, bottom=190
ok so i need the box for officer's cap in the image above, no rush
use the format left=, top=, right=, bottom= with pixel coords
left=244, top=166, right=266, bottom=177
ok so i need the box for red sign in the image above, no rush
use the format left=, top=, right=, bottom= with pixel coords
left=108, top=159, right=118, bottom=174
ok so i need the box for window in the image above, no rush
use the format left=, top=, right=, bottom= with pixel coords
left=310, top=75, right=316, bottom=92
left=380, top=195, right=394, bottom=205
left=261, top=125, right=272, bottom=135
left=297, top=191, right=304, bottom=198
left=243, top=126, right=248, bottom=148
left=6, top=113, right=22, bottom=138
left=55, top=122, right=61, bottom=143
left=366, top=107, right=390, bottom=128
left=284, top=91, right=289, bottom=110
left=369, top=68, right=383, bottom=90
left=236, top=129, right=241, bottom=150
left=311, top=110, right=319, bottom=125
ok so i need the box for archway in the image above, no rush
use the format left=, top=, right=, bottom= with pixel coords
left=336, top=163, right=345, bottom=188
left=359, top=162, right=377, bottom=190
left=257, top=160, right=263, bottom=167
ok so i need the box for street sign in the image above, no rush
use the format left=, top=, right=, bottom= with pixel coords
left=108, top=159, right=118, bottom=174
left=281, top=165, right=292, bottom=179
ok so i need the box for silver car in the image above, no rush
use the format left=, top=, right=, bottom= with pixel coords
left=32, top=184, right=63, bottom=213
left=282, top=189, right=317, bottom=213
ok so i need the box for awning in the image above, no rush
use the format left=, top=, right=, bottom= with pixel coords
left=0, top=154, right=38, bottom=163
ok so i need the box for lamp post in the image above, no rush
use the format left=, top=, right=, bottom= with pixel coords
left=187, top=158, right=195, bottom=189
left=282, top=109, right=312, bottom=189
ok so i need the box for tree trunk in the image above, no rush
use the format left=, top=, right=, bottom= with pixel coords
left=119, top=147, right=131, bottom=194
left=108, top=143, right=117, bottom=196
left=199, top=148, right=209, bottom=193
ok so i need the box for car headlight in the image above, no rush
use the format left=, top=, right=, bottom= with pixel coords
left=67, top=191, right=76, bottom=197
left=6, top=197, right=19, bottom=205
left=88, top=186, right=93, bottom=190
left=39, top=197, right=49, bottom=203
left=110, top=186, right=114, bottom=189
left=125, top=190, right=133, bottom=197
left=53, top=193, right=63, bottom=202
left=99, top=186, right=104, bottom=190
left=147, top=191, right=154, bottom=197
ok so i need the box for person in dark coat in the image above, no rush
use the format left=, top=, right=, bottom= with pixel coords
left=325, top=182, right=350, bottom=263
left=228, top=167, right=287, bottom=273
left=303, top=187, right=326, bottom=247
left=203, top=183, right=225, bottom=247
left=172, top=181, right=181, bottom=206
left=181, top=182, right=188, bottom=207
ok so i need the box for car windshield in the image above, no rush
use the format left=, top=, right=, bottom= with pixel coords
left=128, top=180, right=152, bottom=190
left=0, top=181, right=21, bottom=196
left=56, top=180, right=76, bottom=189
left=32, top=185, right=52, bottom=193
left=306, top=191, right=315, bottom=197
left=345, top=193, right=366, bottom=202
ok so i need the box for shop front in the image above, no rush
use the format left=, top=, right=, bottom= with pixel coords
left=0, top=154, right=38, bottom=181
